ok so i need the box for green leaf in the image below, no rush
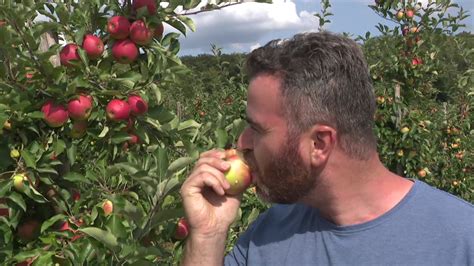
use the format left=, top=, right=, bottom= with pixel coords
left=32, top=252, right=54, bottom=265
left=20, top=150, right=36, bottom=169
left=106, top=215, right=127, bottom=239
left=109, top=163, right=139, bottom=175
left=79, top=227, right=118, bottom=248
left=67, top=143, right=76, bottom=166
left=40, top=214, right=67, bottom=233
left=111, top=132, right=131, bottom=144
left=52, top=139, right=66, bottom=156
left=167, top=157, right=195, bottom=175
left=9, top=192, right=26, bottom=212
left=215, top=128, right=228, bottom=148
left=63, top=172, right=90, bottom=184
left=27, top=111, right=45, bottom=119
left=177, top=15, right=196, bottom=32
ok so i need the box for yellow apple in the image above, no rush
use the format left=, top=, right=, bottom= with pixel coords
left=224, top=149, right=251, bottom=196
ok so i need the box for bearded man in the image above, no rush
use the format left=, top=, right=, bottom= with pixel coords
left=180, top=31, right=474, bottom=265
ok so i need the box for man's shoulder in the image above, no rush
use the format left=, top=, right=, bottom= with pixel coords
left=410, top=179, right=474, bottom=228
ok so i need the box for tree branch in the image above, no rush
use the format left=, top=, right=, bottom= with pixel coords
left=181, top=2, right=245, bottom=16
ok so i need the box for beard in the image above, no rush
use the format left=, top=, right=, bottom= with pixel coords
left=245, top=133, right=317, bottom=204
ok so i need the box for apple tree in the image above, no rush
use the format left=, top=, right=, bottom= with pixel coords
left=0, top=0, right=272, bottom=264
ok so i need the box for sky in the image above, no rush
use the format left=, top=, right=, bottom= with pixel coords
left=173, top=0, right=474, bottom=56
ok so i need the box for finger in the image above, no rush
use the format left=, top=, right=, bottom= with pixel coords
left=193, top=157, right=231, bottom=173
left=183, top=172, right=227, bottom=196
left=199, top=149, right=226, bottom=159
left=192, top=164, right=230, bottom=190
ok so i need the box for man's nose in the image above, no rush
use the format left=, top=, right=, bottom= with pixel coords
left=237, top=126, right=253, bottom=152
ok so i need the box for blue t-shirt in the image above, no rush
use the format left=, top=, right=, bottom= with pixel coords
left=225, top=179, right=474, bottom=265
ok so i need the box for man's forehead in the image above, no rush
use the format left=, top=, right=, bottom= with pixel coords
left=246, top=74, right=286, bottom=126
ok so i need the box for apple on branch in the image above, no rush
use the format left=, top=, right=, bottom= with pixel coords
left=132, top=0, right=157, bottom=15
left=130, top=20, right=153, bottom=46
left=41, top=101, right=69, bottom=128
left=82, top=34, right=104, bottom=59
left=60, top=43, right=80, bottom=67
left=106, top=99, right=131, bottom=121
left=128, top=94, right=148, bottom=116
left=67, top=94, right=93, bottom=120
left=107, top=16, right=130, bottom=39
left=112, top=39, right=138, bottom=64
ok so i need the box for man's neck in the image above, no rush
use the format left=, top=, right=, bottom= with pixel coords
left=301, top=152, right=414, bottom=226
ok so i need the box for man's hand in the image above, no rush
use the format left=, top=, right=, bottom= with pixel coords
left=180, top=149, right=242, bottom=265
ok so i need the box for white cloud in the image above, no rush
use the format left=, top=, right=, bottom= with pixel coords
left=175, top=0, right=318, bottom=55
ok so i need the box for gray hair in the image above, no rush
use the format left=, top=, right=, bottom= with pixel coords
left=246, top=31, right=377, bottom=160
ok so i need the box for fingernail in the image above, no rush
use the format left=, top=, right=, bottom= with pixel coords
left=221, top=162, right=230, bottom=169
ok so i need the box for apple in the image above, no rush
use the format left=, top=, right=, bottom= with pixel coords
left=411, top=57, right=423, bottom=66
left=128, top=94, right=148, bottom=115
left=405, top=9, right=414, bottom=19
left=3, top=120, right=11, bottom=130
left=70, top=120, right=88, bottom=138
left=174, top=217, right=189, bottom=240
left=67, top=94, right=93, bottom=120
left=0, top=208, right=8, bottom=217
left=12, top=173, right=27, bottom=192
left=17, top=219, right=41, bottom=242
left=59, top=221, right=72, bottom=232
left=396, top=10, right=404, bottom=20
left=410, top=26, right=420, bottom=33
left=102, top=200, right=113, bottom=216
left=376, top=96, right=385, bottom=105
left=0, top=20, right=6, bottom=27
left=60, top=43, right=80, bottom=67
left=400, top=127, right=410, bottom=134
left=10, top=149, right=20, bottom=159
left=72, top=190, right=81, bottom=201
left=106, top=99, right=131, bottom=121
left=417, top=169, right=427, bottom=178
left=132, top=0, right=157, bottom=15
left=128, top=133, right=139, bottom=145
left=107, top=16, right=130, bottom=39
left=153, top=23, right=164, bottom=39
left=224, top=149, right=251, bottom=195
left=112, top=39, right=138, bottom=64
left=82, top=34, right=104, bottom=59
left=396, top=149, right=404, bottom=157
left=41, top=101, right=69, bottom=127
left=130, top=20, right=153, bottom=45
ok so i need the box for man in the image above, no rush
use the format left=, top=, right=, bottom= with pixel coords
left=180, top=31, right=474, bottom=265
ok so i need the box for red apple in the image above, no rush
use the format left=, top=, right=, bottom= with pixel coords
left=102, top=200, right=113, bottom=216
left=72, top=191, right=81, bottom=201
left=67, top=94, right=93, bottom=120
left=412, top=57, right=423, bottom=66
left=128, top=94, right=148, bottom=115
left=59, top=221, right=72, bottom=232
left=153, top=23, right=164, bottom=39
left=70, top=120, right=88, bottom=138
left=82, top=34, right=104, bottom=59
left=406, top=9, right=414, bottom=19
left=17, top=219, right=41, bottom=242
left=0, top=20, right=6, bottom=27
left=107, top=16, right=130, bottom=40
left=224, top=149, right=251, bottom=195
left=133, top=0, right=157, bottom=15
left=130, top=20, right=153, bottom=45
left=41, top=101, right=69, bottom=127
left=106, top=99, right=131, bottom=121
left=0, top=208, right=8, bottom=217
left=60, top=44, right=80, bottom=67
left=174, top=217, right=189, bottom=240
left=128, top=133, right=139, bottom=145
left=112, top=39, right=138, bottom=64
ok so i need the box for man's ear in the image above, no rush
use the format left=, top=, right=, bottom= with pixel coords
left=309, top=124, right=337, bottom=167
